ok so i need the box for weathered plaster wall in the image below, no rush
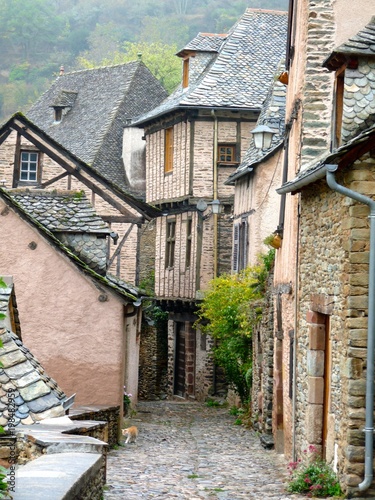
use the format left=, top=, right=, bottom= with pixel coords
left=233, top=149, right=284, bottom=266
left=0, top=199, right=127, bottom=407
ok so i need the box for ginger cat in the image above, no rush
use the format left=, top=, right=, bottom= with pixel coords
left=122, top=425, right=138, bottom=444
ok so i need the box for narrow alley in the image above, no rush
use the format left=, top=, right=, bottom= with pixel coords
left=104, top=401, right=305, bottom=499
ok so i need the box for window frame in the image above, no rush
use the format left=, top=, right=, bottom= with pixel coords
left=218, top=144, right=237, bottom=164
left=19, top=150, right=40, bottom=184
left=182, top=58, right=189, bottom=88
left=165, top=219, right=176, bottom=268
left=332, top=67, right=345, bottom=149
left=164, top=127, right=174, bottom=174
left=232, top=218, right=248, bottom=272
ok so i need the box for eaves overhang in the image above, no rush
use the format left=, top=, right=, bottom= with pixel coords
left=277, top=126, right=375, bottom=195
left=226, top=141, right=283, bottom=185
left=132, top=104, right=261, bottom=128
left=0, top=187, right=140, bottom=303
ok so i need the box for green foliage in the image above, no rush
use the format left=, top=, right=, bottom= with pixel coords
left=0, top=465, right=8, bottom=497
left=77, top=41, right=181, bottom=94
left=195, top=253, right=274, bottom=403
left=0, top=0, right=289, bottom=119
left=287, top=446, right=343, bottom=498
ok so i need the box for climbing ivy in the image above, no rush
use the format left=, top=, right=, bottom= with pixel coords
left=195, top=251, right=274, bottom=404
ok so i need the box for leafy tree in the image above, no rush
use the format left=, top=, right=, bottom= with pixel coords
left=77, top=41, right=182, bottom=94
left=195, top=256, right=274, bottom=403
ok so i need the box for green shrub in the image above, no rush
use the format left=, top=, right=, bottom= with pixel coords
left=195, top=251, right=274, bottom=404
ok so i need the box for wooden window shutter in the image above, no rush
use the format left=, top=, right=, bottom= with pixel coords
left=232, top=223, right=240, bottom=272
left=164, top=127, right=174, bottom=173
left=240, top=218, right=248, bottom=270
left=183, top=58, right=189, bottom=88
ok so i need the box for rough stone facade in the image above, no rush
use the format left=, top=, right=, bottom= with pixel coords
left=296, top=156, right=375, bottom=497
left=138, top=323, right=168, bottom=401
left=251, top=269, right=275, bottom=442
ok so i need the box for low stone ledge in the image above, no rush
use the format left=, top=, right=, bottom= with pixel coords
left=69, top=405, right=120, bottom=447
left=14, top=452, right=105, bottom=500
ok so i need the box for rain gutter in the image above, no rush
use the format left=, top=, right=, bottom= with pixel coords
left=326, top=164, right=375, bottom=493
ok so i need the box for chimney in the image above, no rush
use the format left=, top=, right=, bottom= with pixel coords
left=59, top=65, right=64, bottom=76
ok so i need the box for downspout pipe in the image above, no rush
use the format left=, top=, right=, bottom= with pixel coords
left=211, top=110, right=219, bottom=278
left=326, top=164, right=375, bottom=492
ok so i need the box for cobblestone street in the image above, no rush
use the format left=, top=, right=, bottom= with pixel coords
left=104, top=401, right=305, bottom=499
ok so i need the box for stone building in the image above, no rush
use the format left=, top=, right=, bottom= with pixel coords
left=133, top=9, right=287, bottom=401
left=0, top=62, right=166, bottom=285
left=273, top=1, right=375, bottom=497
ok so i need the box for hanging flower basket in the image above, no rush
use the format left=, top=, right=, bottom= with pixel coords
left=264, top=233, right=282, bottom=249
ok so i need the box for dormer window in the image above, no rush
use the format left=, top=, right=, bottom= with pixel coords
left=183, top=58, right=189, bottom=88
left=54, top=107, right=63, bottom=123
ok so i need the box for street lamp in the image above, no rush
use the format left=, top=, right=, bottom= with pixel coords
left=251, top=124, right=276, bottom=150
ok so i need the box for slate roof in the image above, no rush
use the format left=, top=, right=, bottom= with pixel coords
left=277, top=124, right=375, bottom=194
left=177, top=33, right=227, bottom=55
left=0, top=187, right=140, bottom=301
left=134, top=9, right=288, bottom=125
left=226, top=67, right=286, bottom=185
left=0, top=113, right=161, bottom=220
left=9, top=189, right=110, bottom=234
left=324, top=16, right=375, bottom=70
left=26, top=61, right=168, bottom=191
left=0, top=278, right=67, bottom=427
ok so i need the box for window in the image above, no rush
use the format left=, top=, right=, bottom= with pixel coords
left=185, top=218, right=192, bottom=269
left=333, top=70, right=345, bottom=149
left=164, top=127, right=174, bottom=173
left=165, top=219, right=176, bottom=268
left=218, top=144, right=236, bottom=164
left=232, top=218, right=248, bottom=272
left=54, top=107, right=62, bottom=123
left=20, top=151, right=39, bottom=182
left=183, top=58, right=189, bottom=88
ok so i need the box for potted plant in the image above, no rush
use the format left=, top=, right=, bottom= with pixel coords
left=264, top=233, right=282, bottom=249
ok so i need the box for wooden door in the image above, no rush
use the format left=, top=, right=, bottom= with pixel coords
left=174, top=322, right=186, bottom=397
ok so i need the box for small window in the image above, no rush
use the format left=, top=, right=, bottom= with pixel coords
left=185, top=218, right=192, bottom=269
left=165, top=219, right=176, bottom=268
left=232, top=218, right=248, bottom=272
left=164, top=127, right=174, bottom=173
left=54, top=107, right=62, bottom=123
left=20, top=151, right=39, bottom=182
left=218, top=144, right=236, bottom=164
left=183, top=58, right=189, bottom=88
left=333, top=70, right=344, bottom=149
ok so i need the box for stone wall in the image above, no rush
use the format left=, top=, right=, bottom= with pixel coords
left=298, top=154, right=375, bottom=497
left=138, top=323, right=168, bottom=400
left=252, top=269, right=274, bottom=443
left=69, top=405, right=120, bottom=447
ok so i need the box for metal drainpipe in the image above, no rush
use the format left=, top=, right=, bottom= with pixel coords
left=211, top=110, right=219, bottom=395
left=326, top=164, right=375, bottom=492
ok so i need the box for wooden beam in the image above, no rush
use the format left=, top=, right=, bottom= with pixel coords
left=11, top=119, right=157, bottom=219
left=101, top=215, right=142, bottom=224
left=338, top=134, right=375, bottom=170
left=11, top=122, right=140, bottom=219
left=108, top=224, right=135, bottom=268
left=40, top=171, right=69, bottom=188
